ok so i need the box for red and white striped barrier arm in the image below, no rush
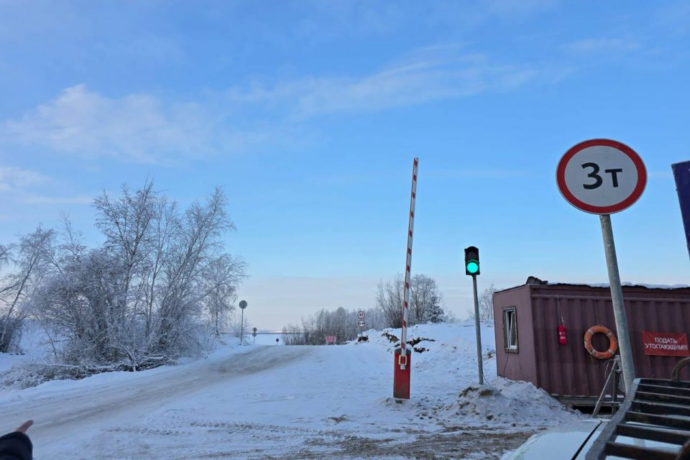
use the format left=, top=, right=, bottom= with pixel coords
left=400, top=157, right=418, bottom=369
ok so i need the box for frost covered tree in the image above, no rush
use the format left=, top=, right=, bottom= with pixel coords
left=410, top=275, right=443, bottom=324
left=469, top=284, right=498, bottom=321
left=202, top=255, right=246, bottom=337
left=0, top=227, right=55, bottom=353
left=282, top=306, right=383, bottom=345
left=376, top=275, right=404, bottom=328
left=228, top=312, right=253, bottom=344
left=424, top=302, right=445, bottom=323
left=30, top=183, right=246, bottom=372
left=478, top=284, right=497, bottom=321
left=376, top=274, right=444, bottom=328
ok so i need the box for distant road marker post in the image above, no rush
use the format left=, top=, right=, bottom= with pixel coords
left=394, top=157, right=418, bottom=400
left=557, top=139, right=647, bottom=394
left=357, top=311, right=365, bottom=338
left=239, top=300, right=248, bottom=346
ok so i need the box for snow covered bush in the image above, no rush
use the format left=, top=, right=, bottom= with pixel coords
left=21, top=182, right=246, bottom=374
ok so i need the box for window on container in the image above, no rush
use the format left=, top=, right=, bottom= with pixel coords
left=503, top=307, right=518, bottom=352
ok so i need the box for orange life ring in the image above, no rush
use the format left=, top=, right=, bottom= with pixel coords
left=584, top=325, right=618, bottom=360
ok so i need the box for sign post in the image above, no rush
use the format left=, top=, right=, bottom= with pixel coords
left=357, top=311, right=365, bottom=337
left=557, top=139, right=646, bottom=394
left=239, top=300, right=248, bottom=346
left=672, top=161, right=690, bottom=259
left=252, top=327, right=257, bottom=345
left=394, top=158, right=418, bottom=400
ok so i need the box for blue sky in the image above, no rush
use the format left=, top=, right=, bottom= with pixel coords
left=1, top=0, right=689, bottom=329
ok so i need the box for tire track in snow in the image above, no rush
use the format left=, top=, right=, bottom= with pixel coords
left=0, top=346, right=314, bottom=451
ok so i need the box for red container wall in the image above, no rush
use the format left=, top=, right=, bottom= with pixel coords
left=494, top=286, right=538, bottom=388
left=496, top=283, right=690, bottom=398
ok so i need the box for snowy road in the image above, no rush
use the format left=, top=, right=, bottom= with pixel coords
left=0, top=346, right=315, bottom=459
left=0, top=323, right=577, bottom=459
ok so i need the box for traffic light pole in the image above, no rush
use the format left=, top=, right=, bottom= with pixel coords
left=600, top=214, right=635, bottom=393
left=472, top=274, right=484, bottom=385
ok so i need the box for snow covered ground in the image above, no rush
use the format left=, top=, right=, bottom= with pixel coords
left=0, top=322, right=53, bottom=375
left=0, top=321, right=580, bottom=459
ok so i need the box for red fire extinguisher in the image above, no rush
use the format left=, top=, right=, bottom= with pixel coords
left=558, top=323, right=567, bottom=345
left=557, top=298, right=567, bottom=345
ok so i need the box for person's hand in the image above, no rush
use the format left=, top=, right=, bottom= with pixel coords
left=14, top=421, right=33, bottom=434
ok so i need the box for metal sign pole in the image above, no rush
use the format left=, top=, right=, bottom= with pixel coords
left=672, top=161, right=690, bottom=259
left=600, top=214, right=635, bottom=393
left=240, top=308, right=244, bottom=346
left=472, top=275, right=484, bottom=385
left=239, top=300, right=248, bottom=346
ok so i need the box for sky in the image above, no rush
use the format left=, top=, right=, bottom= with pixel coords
left=0, top=0, right=689, bottom=330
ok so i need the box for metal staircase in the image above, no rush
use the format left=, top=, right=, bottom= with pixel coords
left=587, top=357, right=690, bottom=460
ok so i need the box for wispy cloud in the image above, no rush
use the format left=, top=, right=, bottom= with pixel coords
left=226, top=49, right=541, bottom=118
left=0, top=166, right=49, bottom=192
left=3, top=85, right=223, bottom=164
left=427, top=169, right=535, bottom=180
left=0, top=165, right=92, bottom=206
left=483, top=0, right=558, bottom=18
left=564, top=37, right=640, bottom=55
left=1, top=85, right=280, bottom=164
left=292, top=0, right=558, bottom=43
left=654, top=1, right=690, bottom=36
left=1, top=46, right=554, bottom=164
left=19, top=194, right=93, bottom=205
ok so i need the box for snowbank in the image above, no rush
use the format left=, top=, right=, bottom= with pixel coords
left=442, top=379, right=578, bottom=426
left=356, top=320, right=580, bottom=428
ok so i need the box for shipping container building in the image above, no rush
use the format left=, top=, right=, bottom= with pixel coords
left=493, top=278, right=690, bottom=406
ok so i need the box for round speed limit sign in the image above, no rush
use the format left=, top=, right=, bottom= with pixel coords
left=557, top=139, right=647, bottom=214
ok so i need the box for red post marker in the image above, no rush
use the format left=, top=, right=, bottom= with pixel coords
left=393, top=348, right=411, bottom=399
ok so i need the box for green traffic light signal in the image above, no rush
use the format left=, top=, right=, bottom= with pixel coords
left=464, top=246, right=480, bottom=276
left=466, top=260, right=479, bottom=274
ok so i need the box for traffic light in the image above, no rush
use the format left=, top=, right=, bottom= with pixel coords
left=465, top=246, right=480, bottom=276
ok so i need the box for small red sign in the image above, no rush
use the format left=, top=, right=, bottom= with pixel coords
left=325, top=335, right=337, bottom=345
left=642, top=331, right=690, bottom=357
